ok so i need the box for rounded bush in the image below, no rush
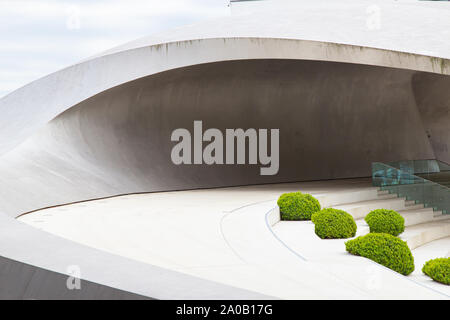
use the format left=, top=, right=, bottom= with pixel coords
left=422, top=258, right=450, bottom=285
left=277, top=192, right=321, bottom=220
left=345, top=233, right=415, bottom=275
left=364, top=209, right=405, bottom=236
left=311, top=208, right=357, bottom=239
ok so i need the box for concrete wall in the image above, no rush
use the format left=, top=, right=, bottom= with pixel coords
left=0, top=59, right=443, bottom=217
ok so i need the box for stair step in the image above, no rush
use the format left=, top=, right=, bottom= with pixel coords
left=319, top=183, right=450, bottom=250
left=397, top=208, right=436, bottom=226
left=317, top=187, right=380, bottom=207
left=377, top=194, right=399, bottom=200
left=403, top=203, right=424, bottom=210
left=401, top=220, right=450, bottom=250
left=432, top=213, right=450, bottom=222
left=334, top=197, right=408, bottom=219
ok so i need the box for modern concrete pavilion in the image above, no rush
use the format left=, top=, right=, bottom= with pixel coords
left=1, top=0, right=450, bottom=299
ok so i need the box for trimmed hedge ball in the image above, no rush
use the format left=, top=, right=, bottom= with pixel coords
left=422, top=257, right=450, bottom=285
left=277, top=192, right=321, bottom=221
left=365, top=209, right=405, bottom=236
left=345, top=233, right=414, bottom=275
left=311, top=208, right=357, bottom=239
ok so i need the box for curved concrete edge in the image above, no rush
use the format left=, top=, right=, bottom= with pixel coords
left=0, top=212, right=273, bottom=300
left=92, top=0, right=450, bottom=62
left=1, top=37, right=449, bottom=157
left=267, top=207, right=281, bottom=227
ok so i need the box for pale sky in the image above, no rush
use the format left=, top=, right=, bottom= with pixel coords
left=0, top=0, right=231, bottom=98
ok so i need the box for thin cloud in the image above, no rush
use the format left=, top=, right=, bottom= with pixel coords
left=0, top=0, right=230, bottom=97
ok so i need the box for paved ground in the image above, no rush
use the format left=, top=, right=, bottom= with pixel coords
left=19, top=179, right=450, bottom=299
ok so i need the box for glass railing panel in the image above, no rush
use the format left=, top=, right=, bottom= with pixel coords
left=436, top=159, right=450, bottom=172
left=372, top=161, right=450, bottom=214
left=387, top=159, right=440, bottom=175
left=386, top=159, right=450, bottom=174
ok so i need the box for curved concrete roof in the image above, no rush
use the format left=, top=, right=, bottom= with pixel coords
left=1, top=0, right=450, bottom=156
left=97, top=0, right=450, bottom=60
left=0, top=0, right=449, bottom=299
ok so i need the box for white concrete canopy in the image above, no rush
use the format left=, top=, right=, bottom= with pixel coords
left=1, top=0, right=450, bottom=157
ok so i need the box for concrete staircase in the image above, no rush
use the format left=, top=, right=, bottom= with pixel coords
left=316, top=188, right=450, bottom=249
left=270, top=183, right=450, bottom=250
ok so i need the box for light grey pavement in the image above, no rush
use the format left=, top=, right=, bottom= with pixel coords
left=20, top=180, right=450, bottom=299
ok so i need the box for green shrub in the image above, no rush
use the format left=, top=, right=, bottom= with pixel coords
left=422, top=258, right=450, bottom=285
left=277, top=192, right=321, bottom=220
left=345, top=233, right=414, bottom=275
left=365, top=209, right=405, bottom=236
left=311, top=208, right=357, bottom=239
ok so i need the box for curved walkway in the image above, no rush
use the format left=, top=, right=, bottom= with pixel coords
left=19, top=180, right=450, bottom=299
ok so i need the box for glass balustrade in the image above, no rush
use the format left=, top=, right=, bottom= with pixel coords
left=372, top=159, right=450, bottom=214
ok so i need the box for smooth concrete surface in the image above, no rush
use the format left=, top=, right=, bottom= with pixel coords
left=19, top=180, right=450, bottom=299
left=1, top=0, right=450, bottom=299
left=0, top=211, right=270, bottom=300
left=0, top=59, right=443, bottom=217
